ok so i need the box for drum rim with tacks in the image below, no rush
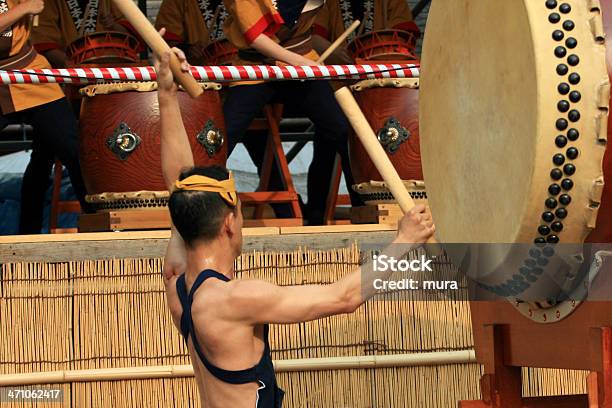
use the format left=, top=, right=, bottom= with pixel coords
left=420, top=0, right=610, bottom=322
left=348, top=29, right=419, bottom=61
left=67, top=31, right=141, bottom=65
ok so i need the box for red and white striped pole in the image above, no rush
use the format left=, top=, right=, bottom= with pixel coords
left=0, top=64, right=419, bottom=85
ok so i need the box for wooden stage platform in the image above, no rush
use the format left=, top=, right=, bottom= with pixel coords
left=0, top=224, right=595, bottom=407
left=0, top=224, right=397, bottom=263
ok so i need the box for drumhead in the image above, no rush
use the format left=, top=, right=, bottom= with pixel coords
left=420, top=0, right=609, bottom=245
left=420, top=0, right=611, bottom=321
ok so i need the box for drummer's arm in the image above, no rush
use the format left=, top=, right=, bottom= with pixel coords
left=31, top=0, right=69, bottom=68
left=0, top=0, right=41, bottom=32
left=157, top=48, right=193, bottom=190
left=250, top=34, right=319, bottom=66
left=156, top=47, right=192, bottom=280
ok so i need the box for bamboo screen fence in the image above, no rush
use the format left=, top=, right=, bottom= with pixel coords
left=0, top=246, right=588, bottom=407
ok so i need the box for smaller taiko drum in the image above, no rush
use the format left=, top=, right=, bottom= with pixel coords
left=67, top=31, right=141, bottom=66
left=201, top=39, right=238, bottom=66
left=349, top=77, right=423, bottom=204
left=348, top=29, right=418, bottom=62
left=79, top=82, right=227, bottom=211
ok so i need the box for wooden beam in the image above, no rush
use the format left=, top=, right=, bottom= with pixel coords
left=0, top=226, right=396, bottom=263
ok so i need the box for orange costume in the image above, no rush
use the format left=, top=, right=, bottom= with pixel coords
left=221, top=0, right=364, bottom=226
left=31, top=0, right=133, bottom=53
left=223, top=0, right=323, bottom=65
left=155, top=0, right=228, bottom=46
left=0, top=0, right=63, bottom=113
left=313, top=0, right=419, bottom=41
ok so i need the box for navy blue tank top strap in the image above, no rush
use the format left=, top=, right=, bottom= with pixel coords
left=176, top=269, right=284, bottom=407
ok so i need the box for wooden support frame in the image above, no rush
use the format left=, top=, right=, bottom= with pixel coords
left=0, top=224, right=396, bottom=263
left=49, top=159, right=81, bottom=234
left=323, top=154, right=351, bottom=225
left=351, top=204, right=403, bottom=225
left=79, top=209, right=170, bottom=232
left=252, top=104, right=303, bottom=223
left=459, top=303, right=612, bottom=408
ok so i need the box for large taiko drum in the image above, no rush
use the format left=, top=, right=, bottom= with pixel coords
left=67, top=31, right=141, bottom=65
left=420, top=0, right=612, bottom=322
left=79, top=82, right=226, bottom=211
left=347, top=29, right=423, bottom=204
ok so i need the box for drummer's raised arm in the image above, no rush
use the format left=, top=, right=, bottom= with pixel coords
left=155, top=46, right=194, bottom=192
left=156, top=47, right=192, bottom=281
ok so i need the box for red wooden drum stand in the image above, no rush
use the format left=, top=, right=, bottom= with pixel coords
left=420, top=0, right=612, bottom=406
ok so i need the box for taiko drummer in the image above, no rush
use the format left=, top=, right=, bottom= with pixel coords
left=155, top=48, right=435, bottom=407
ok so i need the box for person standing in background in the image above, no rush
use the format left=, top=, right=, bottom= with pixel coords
left=0, top=0, right=90, bottom=234
left=312, top=0, right=419, bottom=64
left=221, top=0, right=363, bottom=225
left=31, top=0, right=138, bottom=68
left=155, top=0, right=229, bottom=64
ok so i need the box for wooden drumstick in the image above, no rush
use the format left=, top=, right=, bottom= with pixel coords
left=32, top=15, right=38, bottom=26
left=111, top=0, right=203, bottom=98
left=322, top=23, right=415, bottom=212
left=321, top=22, right=437, bottom=243
left=334, top=87, right=416, bottom=213
left=334, top=87, right=438, bottom=244
left=316, top=20, right=360, bottom=64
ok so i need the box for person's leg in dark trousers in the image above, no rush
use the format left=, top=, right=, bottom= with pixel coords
left=19, top=98, right=91, bottom=234
left=281, top=80, right=362, bottom=225
left=18, top=130, right=55, bottom=234
left=223, top=83, right=276, bottom=157
left=223, top=83, right=297, bottom=217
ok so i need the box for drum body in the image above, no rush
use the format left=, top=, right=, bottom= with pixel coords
left=67, top=31, right=141, bottom=65
left=79, top=82, right=226, bottom=211
left=348, top=30, right=423, bottom=204
left=589, top=0, right=612, bottom=243
left=421, top=0, right=611, bottom=321
left=348, top=78, right=423, bottom=203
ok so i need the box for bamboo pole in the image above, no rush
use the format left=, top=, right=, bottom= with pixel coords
left=333, top=86, right=439, bottom=246
left=0, top=351, right=476, bottom=386
left=111, top=0, right=202, bottom=98
left=334, top=86, right=416, bottom=214
left=316, top=20, right=435, bottom=239
left=326, top=28, right=437, bottom=246
left=317, top=20, right=360, bottom=64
